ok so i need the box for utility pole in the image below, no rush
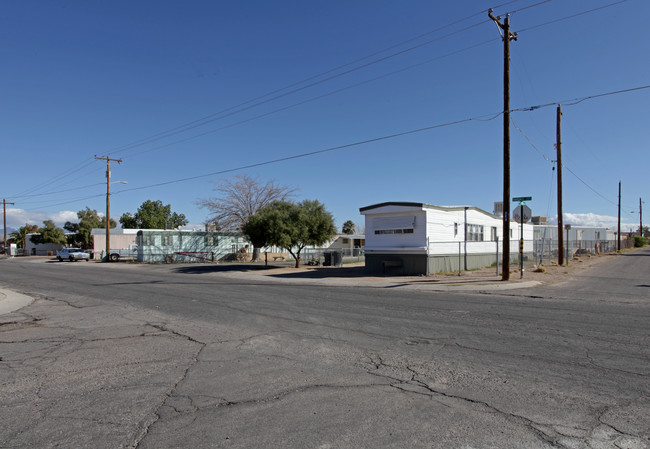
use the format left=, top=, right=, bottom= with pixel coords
left=94, top=156, right=122, bottom=261
left=488, top=9, right=517, bottom=281
left=639, top=198, right=643, bottom=237
left=3, top=199, right=15, bottom=253
left=556, top=105, right=564, bottom=265
left=617, top=181, right=621, bottom=251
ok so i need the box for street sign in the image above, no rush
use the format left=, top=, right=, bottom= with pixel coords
left=513, top=196, right=532, bottom=202
left=513, top=205, right=532, bottom=223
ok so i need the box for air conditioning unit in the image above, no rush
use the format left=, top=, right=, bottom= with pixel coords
left=493, top=201, right=504, bottom=217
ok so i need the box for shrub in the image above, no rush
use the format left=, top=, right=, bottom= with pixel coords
left=633, top=236, right=647, bottom=247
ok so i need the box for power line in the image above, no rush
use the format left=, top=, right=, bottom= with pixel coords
left=21, top=83, right=649, bottom=210
left=113, top=84, right=650, bottom=195
left=516, top=0, right=629, bottom=33
left=104, top=2, right=549, bottom=159
left=12, top=182, right=106, bottom=200
left=122, top=37, right=500, bottom=161
left=511, top=116, right=552, bottom=162
left=110, top=20, right=494, bottom=158
left=512, top=85, right=650, bottom=113
left=512, top=116, right=638, bottom=212
left=118, top=2, right=632, bottom=162
left=9, top=158, right=99, bottom=199
left=8, top=0, right=631, bottom=204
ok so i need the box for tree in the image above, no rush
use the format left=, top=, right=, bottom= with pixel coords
left=243, top=199, right=336, bottom=268
left=65, top=207, right=116, bottom=248
left=30, top=220, right=66, bottom=245
left=8, top=224, right=38, bottom=248
left=119, top=200, right=188, bottom=229
left=341, top=220, right=356, bottom=235
left=197, top=175, right=296, bottom=232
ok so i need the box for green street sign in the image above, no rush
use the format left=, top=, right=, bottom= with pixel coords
left=512, top=196, right=532, bottom=202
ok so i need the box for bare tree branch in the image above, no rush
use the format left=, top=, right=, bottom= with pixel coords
left=196, top=175, right=297, bottom=232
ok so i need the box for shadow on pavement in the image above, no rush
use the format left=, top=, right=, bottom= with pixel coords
left=173, top=263, right=288, bottom=274
left=266, top=266, right=367, bottom=279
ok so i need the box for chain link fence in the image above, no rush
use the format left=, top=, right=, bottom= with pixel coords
left=426, top=237, right=626, bottom=276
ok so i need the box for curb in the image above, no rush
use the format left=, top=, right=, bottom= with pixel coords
left=0, top=288, right=34, bottom=315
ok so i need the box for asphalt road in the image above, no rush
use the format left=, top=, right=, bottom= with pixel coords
left=0, top=251, right=648, bottom=448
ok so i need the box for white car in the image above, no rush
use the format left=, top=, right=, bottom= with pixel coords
left=57, top=248, right=91, bottom=262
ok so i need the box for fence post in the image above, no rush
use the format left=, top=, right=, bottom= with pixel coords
left=496, top=236, right=499, bottom=276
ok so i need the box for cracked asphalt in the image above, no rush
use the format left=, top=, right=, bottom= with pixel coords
left=0, top=250, right=648, bottom=448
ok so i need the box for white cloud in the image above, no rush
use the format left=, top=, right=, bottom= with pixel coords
left=4, top=208, right=77, bottom=231
left=546, top=212, right=638, bottom=231
left=180, top=223, right=206, bottom=231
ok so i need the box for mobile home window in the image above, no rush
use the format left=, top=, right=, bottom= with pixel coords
left=162, top=235, right=172, bottom=246
left=491, top=227, right=497, bottom=241
left=467, top=224, right=484, bottom=241
left=374, top=228, right=414, bottom=235
left=454, top=223, right=458, bottom=237
left=205, top=235, right=215, bottom=246
left=373, top=216, right=416, bottom=236
left=142, top=235, right=154, bottom=246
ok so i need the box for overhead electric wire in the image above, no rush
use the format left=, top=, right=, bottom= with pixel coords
left=512, top=85, right=650, bottom=112
left=22, top=82, right=650, bottom=211
left=10, top=0, right=630, bottom=205
left=113, top=84, right=650, bottom=200
left=110, top=20, right=494, bottom=157
left=13, top=182, right=105, bottom=199
left=104, top=1, right=522, bottom=158
left=512, top=116, right=638, bottom=211
left=516, top=0, right=629, bottom=33
left=118, top=1, right=628, bottom=162
left=9, top=157, right=98, bottom=199
left=511, top=117, right=552, bottom=162
left=508, top=0, right=554, bottom=15
left=122, top=37, right=500, bottom=160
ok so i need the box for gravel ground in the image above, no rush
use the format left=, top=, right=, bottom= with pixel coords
left=251, top=249, right=624, bottom=287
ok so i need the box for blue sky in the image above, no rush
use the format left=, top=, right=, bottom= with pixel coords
left=2, top=0, right=648, bottom=234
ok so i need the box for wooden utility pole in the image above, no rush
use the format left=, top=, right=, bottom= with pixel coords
left=94, top=156, right=122, bottom=261
left=617, top=182, right=621, bottom=251
left=556, top=105, right=564, bottom=265
left=488, top=9, right=517, bottom=281
left=639, top=198, right=643, bottom=237
left=3, top=199, right=15, bottom=253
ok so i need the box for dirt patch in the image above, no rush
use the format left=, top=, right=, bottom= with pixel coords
left=255, top=252, right=624, bottom=287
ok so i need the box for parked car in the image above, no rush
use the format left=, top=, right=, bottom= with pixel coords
left=57, top=248, right=90, bottom=262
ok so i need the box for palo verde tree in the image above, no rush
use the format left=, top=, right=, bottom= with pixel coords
left=243, top=199, right=336, bottom=268
left=120, top=200, right=188, bottom=229
left=8, top=224, right=38, bottom=248
left=30, top=220, right=66, bottom=245
left=64, top=207, right=116, bottom=248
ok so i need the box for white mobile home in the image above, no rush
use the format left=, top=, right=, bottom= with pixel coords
left=533, top=224, right=617, bottom=257
left=360, top=202, right=533, bottom=275
left=136, top=229, right=250, bottom=263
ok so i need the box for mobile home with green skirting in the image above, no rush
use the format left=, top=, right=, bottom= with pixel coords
left=360, top=202, right=533, bottom=275
left=136, top=230, right=250, bottom=263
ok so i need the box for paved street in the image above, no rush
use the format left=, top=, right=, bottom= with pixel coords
left=0, top=251, right=648, bottom=448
